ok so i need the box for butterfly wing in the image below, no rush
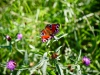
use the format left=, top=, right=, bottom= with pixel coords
left=41, top=24, right=60, bottom=42
left=51, top=24, right=60, bottom=35
left=41, top=29, right=52, bottom=42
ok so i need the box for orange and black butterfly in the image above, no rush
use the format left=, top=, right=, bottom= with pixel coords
left=41, top=24, right=60, bottom=42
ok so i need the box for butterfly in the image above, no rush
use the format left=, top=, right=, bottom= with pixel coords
left=41, top=24, right=60, bottom=42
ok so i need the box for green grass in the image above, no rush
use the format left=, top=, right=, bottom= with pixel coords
left=0, top=0, right=100, bottom=75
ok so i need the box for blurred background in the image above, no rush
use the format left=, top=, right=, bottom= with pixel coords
left=0, top=0, right=100, bottom=75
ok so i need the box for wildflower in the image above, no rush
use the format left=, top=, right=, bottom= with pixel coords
left=67, top=64, right=71, bottom=69
left=82, top=56, right=90, bottom=66
left=6, top=60, right=16, bottom=70
left=17, top=33, right=22, bottom=40
left=51, top=53, right=58, bottom=59
left=70, top=68, right=74, bottom=72
left=67, top=64, right=74, bottom=72
left=6, top=35, right=11, bottom=41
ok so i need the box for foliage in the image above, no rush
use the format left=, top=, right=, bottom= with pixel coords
left=0, top=0, right=100, bottom=75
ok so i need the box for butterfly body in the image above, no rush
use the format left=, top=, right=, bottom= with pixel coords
left=41, top=24, right=60, bottom=42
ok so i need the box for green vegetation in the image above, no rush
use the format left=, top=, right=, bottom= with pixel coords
left=0, top=0, right=100, bottom=75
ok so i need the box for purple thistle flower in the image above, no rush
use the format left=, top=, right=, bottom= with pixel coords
left=6, top=35, right=11, bottom=41
left=17, top=33, right=23, bottom=40
left=6, top=60, right=16, bottom=70
left=82, top=56, right=90, bottom=66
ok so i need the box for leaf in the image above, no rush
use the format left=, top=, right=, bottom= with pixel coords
left=17, top=49, right=25, bottom=54
left=55, top=46, right=62, bottom=53
left=41, top=58, right=48, bottom=75
left=16, top=70, right=22, bottom=75
left=75, top=49, right=82, bottom=64
left=24, top=50, right=28, bottom=65
left=56, top=63, right=64, bottom=75
left=95, top=60, right=100, bottom=69
left=53, top=33, right=68, bottom=42
left=29, top=44, right=35, bottom=50
left=76, top=65, right=81, bottom=75
left=30, top=52, right=48, bottom=74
